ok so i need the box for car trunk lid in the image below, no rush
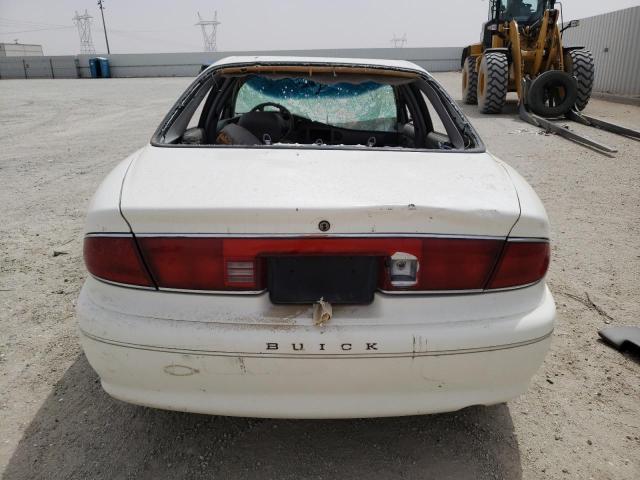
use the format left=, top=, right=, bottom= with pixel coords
left=120, top=146, right=520, bottom=236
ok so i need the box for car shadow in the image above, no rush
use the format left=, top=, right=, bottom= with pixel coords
left=4, top=354, right=523, bottom=480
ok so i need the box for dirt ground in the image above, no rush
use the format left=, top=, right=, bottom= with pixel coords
left=0, top=72, right=638, bottom=480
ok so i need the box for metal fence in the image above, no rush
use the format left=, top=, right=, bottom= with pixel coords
left=74, top=47, right=462, bottom=78
left=0, top=56, right=78, bottom=79
left=0, top=47, right=461, bottom=80
left=563, top=6, right=640, bottom=97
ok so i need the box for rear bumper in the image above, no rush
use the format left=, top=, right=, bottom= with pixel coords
left=77, top=278, right=555, bottom=418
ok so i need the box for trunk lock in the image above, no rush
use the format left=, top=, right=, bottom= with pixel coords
left=318, top=220, right=331, bottom=232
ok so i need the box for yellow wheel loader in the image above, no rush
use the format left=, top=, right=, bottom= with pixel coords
left=461, top=0, right=639, bottom=154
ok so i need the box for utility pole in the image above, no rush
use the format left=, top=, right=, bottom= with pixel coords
left=73, top=10, right=96, bottom=55
left=195, top=11, right=221, bottom=52
left=97, top=0, right=111, bottom=54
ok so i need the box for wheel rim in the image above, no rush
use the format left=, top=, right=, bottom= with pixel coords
left=479, top=71, right=486, bottom=97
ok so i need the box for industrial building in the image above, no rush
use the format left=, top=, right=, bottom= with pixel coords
left=562, top=5, right=640, bottom=97
left=0, top=42, right=43, bottom=57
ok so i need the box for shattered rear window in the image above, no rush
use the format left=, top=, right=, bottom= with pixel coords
left=234, top=75, right=397, bottom=132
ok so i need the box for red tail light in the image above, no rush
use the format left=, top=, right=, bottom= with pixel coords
left=83, top=235, right=154, bottom=287
left=416, top=238, right=504, bottom=291
left=135, top=237, right=262, bottom=291
left=487, top=241, right=550, bottom=289
left=137, top=237, right=228, bottom=290
left=84, top=235, right=549, bottom=293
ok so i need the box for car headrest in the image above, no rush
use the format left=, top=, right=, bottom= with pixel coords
left=216, top=123, right=261, bottom=145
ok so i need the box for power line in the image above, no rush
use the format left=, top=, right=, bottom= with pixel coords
left=0, top=26, right=73, bottom=35
left=108, top=30, right=201, bottom=51
left=0, top=17, right=71, bottom=28
left=119, top=26, right=194, bottom=33
left=0, top=17, right=194, bottom=33
left=0, top=12, right=203, bottom=51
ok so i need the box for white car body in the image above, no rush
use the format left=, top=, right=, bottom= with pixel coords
left=77, top=57, right=554, bottom=418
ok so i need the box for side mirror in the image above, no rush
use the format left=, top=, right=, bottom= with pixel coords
left=561, top=19, right=580, bottom=33
left=181, top=127, right=206, bottom=145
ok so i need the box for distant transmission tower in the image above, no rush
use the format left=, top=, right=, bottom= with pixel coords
left=390, top=33, right=407, bottom=48
left=73, top=10, right=96, bottom=54
left=195, top=11, right=221, bottom=52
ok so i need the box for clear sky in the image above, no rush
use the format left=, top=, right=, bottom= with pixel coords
left=1, top=0, right=639, bottom=55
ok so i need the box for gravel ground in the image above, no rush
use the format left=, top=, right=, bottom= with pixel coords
left=0, top=72, right=638, bottom=480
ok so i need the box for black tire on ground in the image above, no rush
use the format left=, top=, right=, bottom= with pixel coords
left=527, top=70, right=578, bottom=118
left=477, top=52, right=508, bottom=114
left=564, top=49, right=595, bottom=111
left=462, top=57, right=478, bottom=105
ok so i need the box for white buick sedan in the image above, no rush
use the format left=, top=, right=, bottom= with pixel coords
left=77, top=56, right=555, bottom=418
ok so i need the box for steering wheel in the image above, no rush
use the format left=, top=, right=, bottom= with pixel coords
left=250, top=102, right=291, bottom=115
left=249, top=102, right=294, bottom=141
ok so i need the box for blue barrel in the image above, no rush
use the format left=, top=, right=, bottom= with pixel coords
left=97, top=57, right=110, bottom=78
left=89, top=57, right=100, bottom=78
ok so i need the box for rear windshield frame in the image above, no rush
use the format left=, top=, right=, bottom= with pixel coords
left=150, top=61, right=486, bottom=154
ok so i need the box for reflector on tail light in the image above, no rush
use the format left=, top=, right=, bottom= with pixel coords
left=83, top=235, right=154, bottom=287
left=225, top=260, right=257, bottom=287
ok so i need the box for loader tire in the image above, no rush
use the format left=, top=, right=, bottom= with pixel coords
left=462, top=56, right=478, bottom=105
left=527, top=70, right=578, bottom=117
left=477, top=52, right=508, bottom=114
left=564, top=49, right=595, bottom=111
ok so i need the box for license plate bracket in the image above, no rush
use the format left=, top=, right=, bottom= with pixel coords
left=267, top=255, right=378, bottom=305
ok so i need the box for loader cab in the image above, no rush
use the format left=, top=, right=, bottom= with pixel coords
left=482, top=0, right=556, bottom=47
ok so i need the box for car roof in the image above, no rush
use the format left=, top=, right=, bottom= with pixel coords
left=207, top=56, right=428, bottom=75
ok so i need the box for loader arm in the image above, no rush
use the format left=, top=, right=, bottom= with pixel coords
left=531, top=8, right=563, bottom=75
left=508, top=19, right=523, bottom=100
